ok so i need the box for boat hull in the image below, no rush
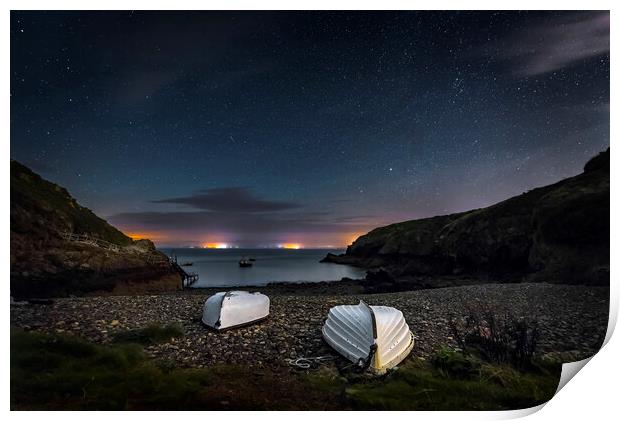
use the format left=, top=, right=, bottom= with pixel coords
left=322, top=301, right=414, bottom=374
left=202, top=291, right=269, bottom=331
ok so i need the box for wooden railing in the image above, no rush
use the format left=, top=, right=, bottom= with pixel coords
left=60, top=232, right=121, bottom=252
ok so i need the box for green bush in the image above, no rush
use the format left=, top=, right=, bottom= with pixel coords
left=432, top=346, right=480, bottom=379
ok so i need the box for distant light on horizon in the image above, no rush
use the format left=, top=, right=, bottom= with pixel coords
left=279, top=243, right=301, bottom=249
left=203, top=242, right=230, bottom=249
left=126, top=231, right=166, bottom=242
left=11, top=11, right=610, bottom=253
left=127, top=232, right=146, bottom=240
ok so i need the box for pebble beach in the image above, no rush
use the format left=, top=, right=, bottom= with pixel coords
left=10, top=283, right=609, bottom=369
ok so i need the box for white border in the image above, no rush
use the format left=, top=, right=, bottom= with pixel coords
left=3, top=1, right=616, bottom=419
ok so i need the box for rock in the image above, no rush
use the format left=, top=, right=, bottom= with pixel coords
left=10, top=160, right=182, bottom=299
left=9, top=283, right=609, bottom=372
left=326, top=149, right=609, bottom=288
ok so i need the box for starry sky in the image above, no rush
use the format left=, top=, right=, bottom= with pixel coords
left=11, top=11, right=610, bottom=248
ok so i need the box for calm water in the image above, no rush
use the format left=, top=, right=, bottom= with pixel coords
left=160, top=248, right=365, bottom=287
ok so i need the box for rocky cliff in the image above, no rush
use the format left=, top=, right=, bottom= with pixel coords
left=324, top=149, right=609, bottom=288
left=10, top=161, right=182, bottom=298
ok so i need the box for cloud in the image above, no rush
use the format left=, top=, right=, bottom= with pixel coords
left=109, top=187, right=387, bottom=245
left=489, top=12, right=609, bottom=77
left=107, top=187, right=389, bottom=246
left=151, top=187, right=302, bottom=213
left=108, top=208, right=382, bottom=246
left=111, top=210, right=354, bottom=233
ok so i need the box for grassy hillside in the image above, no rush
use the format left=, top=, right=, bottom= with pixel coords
left=11, top=160, right=132, bottom=246
left=10, top=161, right=181, bottom=298
left=330, top=149, right=609, bottom=286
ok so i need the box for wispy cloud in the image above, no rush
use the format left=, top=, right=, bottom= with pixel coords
left=108, top=187, right=386, bottom=246
left=151, top=187, right=302, bottom=213
left=110, top=210, right=371, bottom=233
left=491, top=12, right=609, bottom=77
left=108, top=208, right=381, bottom=246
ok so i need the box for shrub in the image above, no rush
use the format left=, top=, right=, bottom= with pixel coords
left=432, top=346, right=480, bottom=379
left=449, top=308, right=539, bottom=369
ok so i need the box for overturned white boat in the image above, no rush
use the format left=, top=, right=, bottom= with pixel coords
left=202, top=291, right=269, bottom=331
left=322, top=301, right=414, bottom=374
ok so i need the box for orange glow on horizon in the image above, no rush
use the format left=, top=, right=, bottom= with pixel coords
left=345, top=233, right=364, bottom=246
left=280, top=243, right=301, bottom=249
left=126, top=232, right=164, bottom=241
left=124, top=230, right=368, bottom=248
left=202, top=242, right=229, bottom=249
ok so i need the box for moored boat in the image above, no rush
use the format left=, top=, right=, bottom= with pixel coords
left=322, top=300, right=414, bottom=374
left=239, top=256, right=253, bottom=267
left=202, top=291, right=269, bottom=331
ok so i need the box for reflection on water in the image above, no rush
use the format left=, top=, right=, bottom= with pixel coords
left=160, top=248, right=365, bottom=288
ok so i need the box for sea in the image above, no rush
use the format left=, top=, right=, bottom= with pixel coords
left=159, top=248, right=365, bottom=288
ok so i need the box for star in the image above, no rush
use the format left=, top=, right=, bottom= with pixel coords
left=9, top=10, right=609, bottom=247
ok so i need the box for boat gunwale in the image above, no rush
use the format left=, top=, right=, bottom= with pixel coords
left=201, top=313, right=269, bottom=332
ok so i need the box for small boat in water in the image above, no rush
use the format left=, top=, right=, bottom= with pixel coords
left=322, top=301, right=414, bottom=374
left=239, top=257, right=253, bottom=267
left=202, top=291, right=269, bottom=331
left=180, top=262, right=193, bottom=266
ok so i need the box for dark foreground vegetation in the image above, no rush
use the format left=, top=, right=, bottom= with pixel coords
left=11, top=324, right=560, bottom=410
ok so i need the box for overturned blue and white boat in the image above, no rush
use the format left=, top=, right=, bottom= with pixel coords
left=202, top=291, right=270, bottom=331
left=322, top=301, right=414, bottom=374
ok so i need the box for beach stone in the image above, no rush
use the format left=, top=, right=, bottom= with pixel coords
left=9, top=283, right=609, bottom=370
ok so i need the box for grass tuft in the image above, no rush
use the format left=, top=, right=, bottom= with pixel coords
left=432, top=346, right=480, bottom=379
left=346, top=356, right=560, bottom=410
left=111, top=323, right=184, bottom=345
left=11, top=329, right=561, bottom=410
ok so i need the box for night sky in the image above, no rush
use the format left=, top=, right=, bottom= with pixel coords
left=11, top=11, right=610, bottom=248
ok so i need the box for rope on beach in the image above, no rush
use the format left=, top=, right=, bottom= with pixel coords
left=285, top=355, right=336, bottom=369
